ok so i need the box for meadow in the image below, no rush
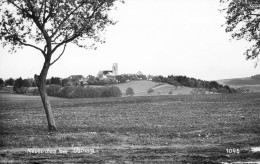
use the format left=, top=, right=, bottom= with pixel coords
left=0, top=93, right=260, bottom=163
left=114, top=80, right=194, bottom=96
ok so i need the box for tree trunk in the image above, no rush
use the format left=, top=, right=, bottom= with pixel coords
left=35, top=61, right=57, bottom=132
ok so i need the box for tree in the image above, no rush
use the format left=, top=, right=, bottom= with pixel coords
left=86, top=75, right=97, bottom=85
left=0, top=0, right=124, bottom=131
left=0, top=78, right=4, bottom=87
left=224, top=85, right=232, bottom=93
left=22, top=78, right=33, bottom=87
left=125, top=87, right=134, bottom=96
left=147, top=88, right=154, bottom=95
left=108, top=86, right=122, bottom=97
left=5, top=78, right=15, bottom=86
left=115, top=75, right=128, bottom=83
left=220, top=0, right=260, bottom=66
left=188, top=79, right=196, bottom=88
left=61, top=78, right=69, bottom=86
left=50, top=77, right=62, bottom=86
left=209, top=81, right=221, bottom=90
left=13, top=77, right=23, bottom=92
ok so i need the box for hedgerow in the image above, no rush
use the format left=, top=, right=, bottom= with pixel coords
left=46, top=85, right=122, bottom=99
left=46, top=84, right=62, bottom=97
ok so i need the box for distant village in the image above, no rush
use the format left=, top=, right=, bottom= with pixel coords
left=62, top=63, right=148, bottom=86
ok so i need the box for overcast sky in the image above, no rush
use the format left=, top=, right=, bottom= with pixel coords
left=0, top=0, right=259, bottom=81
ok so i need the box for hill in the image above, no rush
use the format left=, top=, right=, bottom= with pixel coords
left=218, top=77, right=260, bottom=86
left=217, top=75, right=260, bottom=92
left=113, top=80, right=194, bottom=96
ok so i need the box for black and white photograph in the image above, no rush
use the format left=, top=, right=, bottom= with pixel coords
left=0, top=0, right=260, bottom=163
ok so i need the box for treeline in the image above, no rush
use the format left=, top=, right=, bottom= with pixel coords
left=0, top=74, right=249, bottom=95
left=0, top=77, right=38, bottom=94
left=0, top=77, right=16, bottom=87
left=152, top=75, right=236, bottom=93
left=0, top=74, right=149, bottom=89
left=115, top=74, right=147, bottom=83
left=0, top=77, right=123, bottom=98
left=46, top=74, right=147, bottom=87
left=86, top=74, right=147, bottom=85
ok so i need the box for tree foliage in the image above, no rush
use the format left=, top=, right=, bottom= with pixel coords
left=61, top=78, right=70, bottom=86
left=50, top=77, right=62, bottom=85
left=147, top=88, right=154, bottom=94
left=0, top=78, right=4, bottom=87
left=152, top=75, right=236, bottom=93
left=4, top=78, right=15, bottom=86
left=13, top=77, right=23, bottom=92
left=220, top=0, right=260, bottom=65
left=125, top=87, right=134, bottom=96
left=0, top=0, right=124, bottom=56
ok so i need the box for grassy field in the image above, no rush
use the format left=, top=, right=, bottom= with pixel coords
left=114, top=80, right=159, bottom=96
left=0, top=93, right=260, bottom=163
left=113, top=80, right=194, bottom=96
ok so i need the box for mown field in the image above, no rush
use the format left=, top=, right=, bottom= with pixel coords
left=113, top=80, right=194, bottom=96
left=0, top=93, right=260, bottom=163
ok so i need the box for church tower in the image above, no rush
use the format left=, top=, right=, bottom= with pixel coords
left=112, top=63, right=118, bottom=76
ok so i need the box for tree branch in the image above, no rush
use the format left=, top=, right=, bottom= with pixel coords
left=51, top=32, right=81, bottom=54
left=43, top=1, right=47, bottom=23
left=50, top=2, right=105, bottom=54
left=50, top=2, right=85, bottom=39
left=50, top=43, right=67, bottom=66
left=17, top=39, right=45, bottom=56
left=43, top=1, right=58, bottom=25
left=39, top=1, right=45, bottom=16
left=249, top=13, right=260, bottom=16
left=7, top=1, right=33, bottom=18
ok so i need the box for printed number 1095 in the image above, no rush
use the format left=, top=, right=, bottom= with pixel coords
left=226, top=148, right=240, bottom=154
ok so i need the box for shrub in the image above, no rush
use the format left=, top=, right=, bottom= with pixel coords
left=84, top=87, right=102, bottom=98
left=26, top=87, right=39, bottom=95
left=46, top=84, right=62, bottom=97
left=58, top=86, right=103, bottom=98
left=108, top=86, right=122, bottom=97
left=218, top=87, right=229, bottom=94
left=31, top=88, right=39, bottom=95
left=99, top=86, right=122, bottom=97
left=16, top=87, right=29, bottom=94
left=69, top=86, right=84, bottom=98
left=147, top=88, right=154, bottom=94
left=45, top=85, right=122, bottom=99
left=125, top=87, right=134, bottom=96
left=100, top=87, right=110, bottom=97
left=59, top=86, right=74, bottom=98
left=69, top=86, right=102, bottom=98
left=115, top=75, right=128, bottom=83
